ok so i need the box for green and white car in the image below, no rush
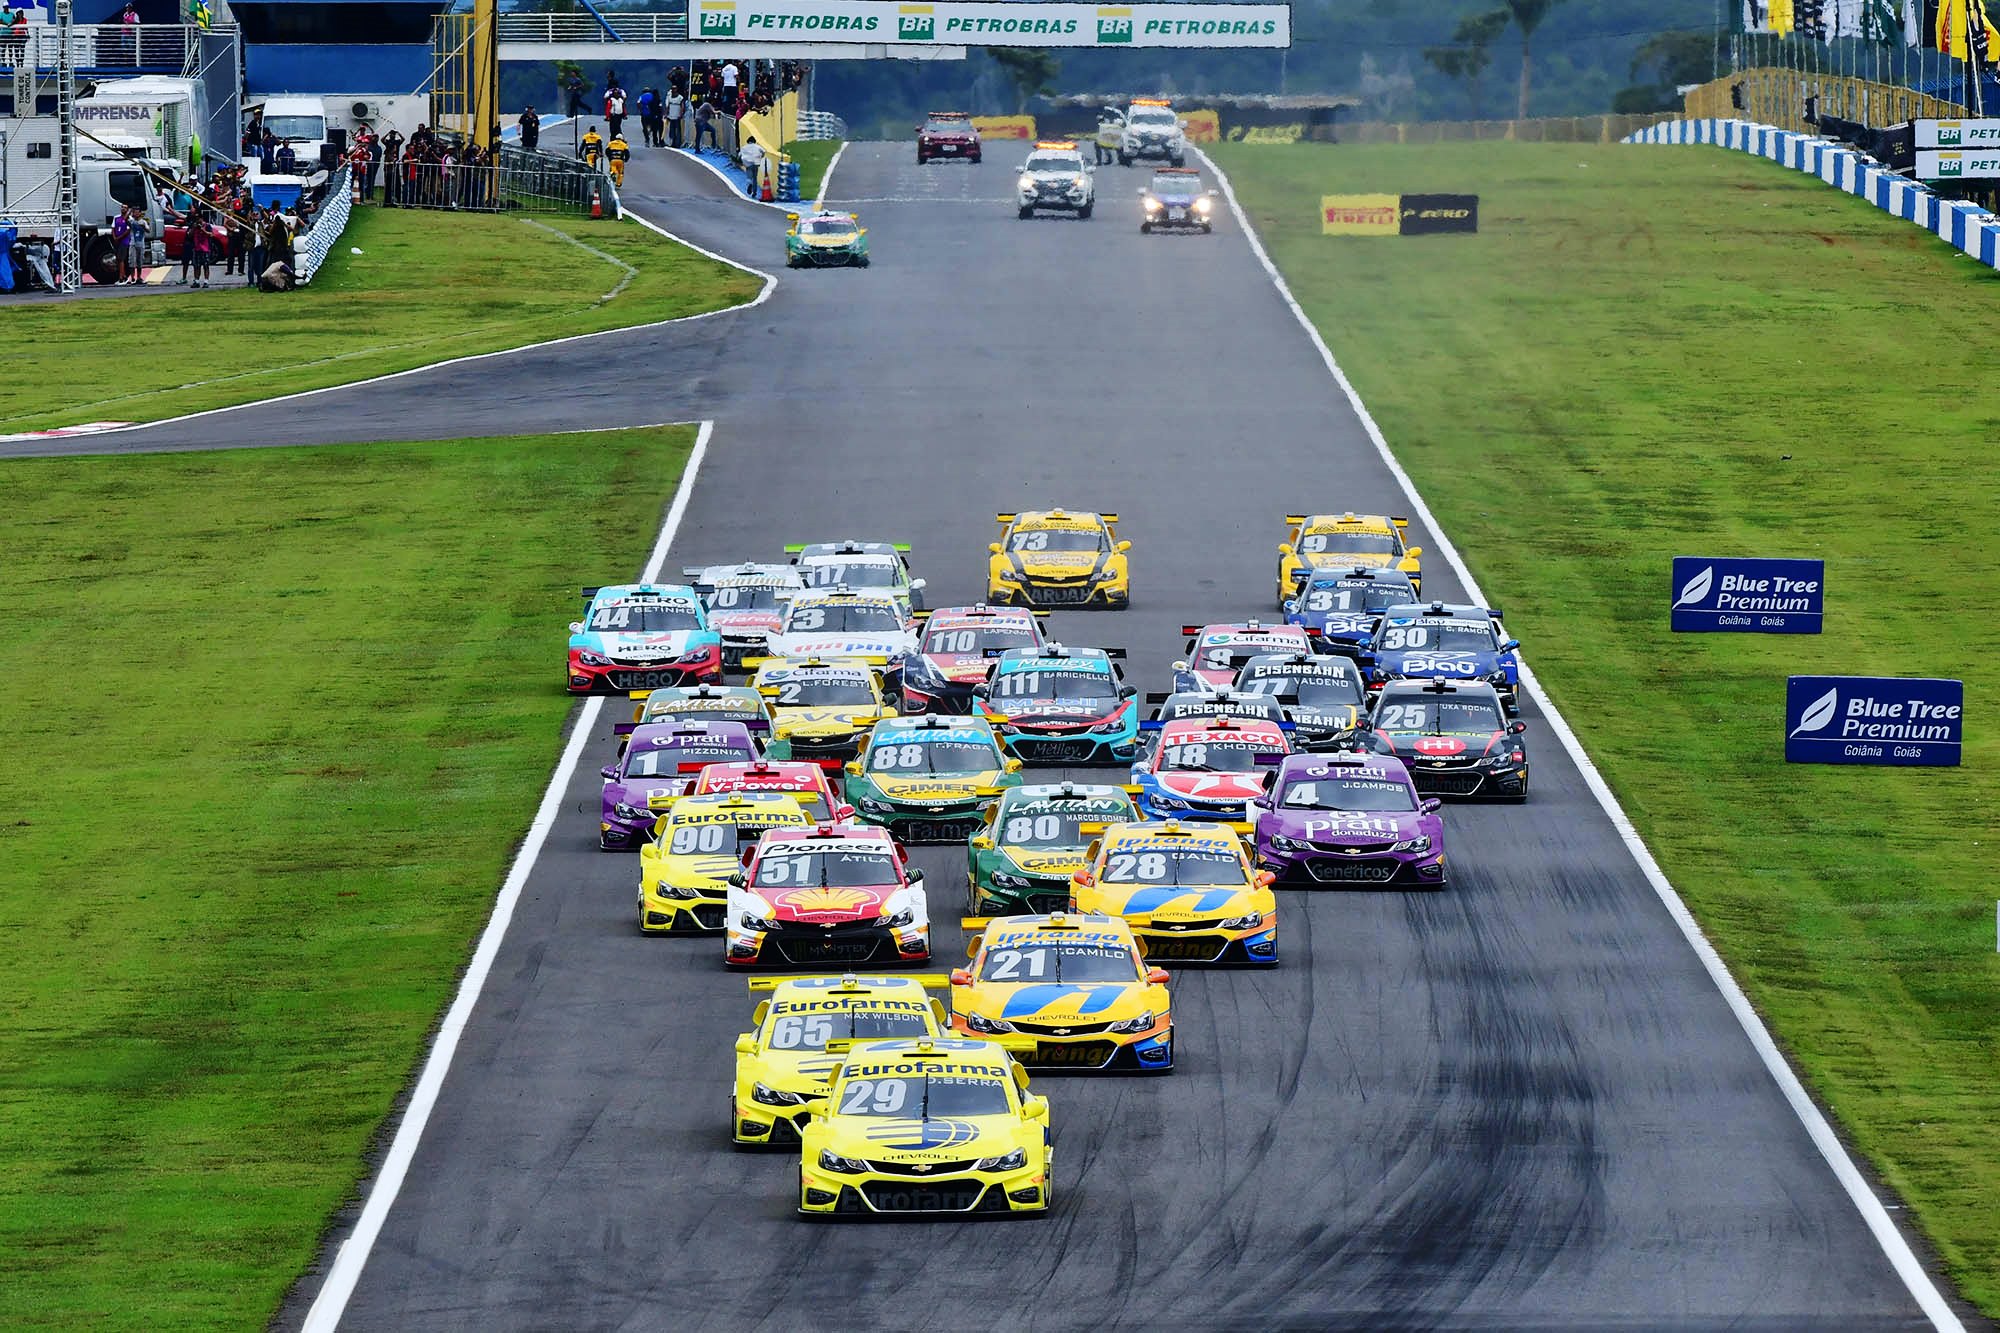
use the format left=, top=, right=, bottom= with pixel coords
left=785, top=209, right=870, bottom=268
left=967, top=782, right=1141, bottom=916
left=842, top=714, right=1022, bottom=844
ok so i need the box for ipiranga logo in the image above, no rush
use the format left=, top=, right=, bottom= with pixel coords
left=1097, top=5, right=1133, bottom=41
left=1789, top=687, right=1838, bottom=738
left=698, top=0, right=736, bottom=36
left=897, top=4, right=934, bottom=40
left=1671, top=565, right=1713, bottom=609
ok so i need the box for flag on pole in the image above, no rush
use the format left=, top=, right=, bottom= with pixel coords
left=189, top=0, right=212, bottom=29
left=1770, top=0, right=1798, bottom=32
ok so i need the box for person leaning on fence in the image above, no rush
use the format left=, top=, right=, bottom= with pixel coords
left=694, top=99, right=718, bottom=152
left=3, top=6, right=26, bottom=64
left=382, top=129, right=405, bottom=206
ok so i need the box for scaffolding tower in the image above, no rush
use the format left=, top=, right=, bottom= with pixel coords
left=2, top=0, right=82, bottom=292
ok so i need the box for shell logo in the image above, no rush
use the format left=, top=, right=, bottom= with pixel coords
left=783, top=886, right=875, bottom=914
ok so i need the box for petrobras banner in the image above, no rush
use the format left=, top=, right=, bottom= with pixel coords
left=1786, top=675, right=1963, bottom=766
left=688, top=0, right=1291, bottom=46
left=1669, top=556, right=1824, bottom=633
left=1917, top=149, right=2000, bottom=179
left=1915, top=118, right=2000, bottom=147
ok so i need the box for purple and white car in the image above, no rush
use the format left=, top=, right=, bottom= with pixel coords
left=1251, top=751, right=1446, bottom=889
left=599, top=720, right=759, bottom=850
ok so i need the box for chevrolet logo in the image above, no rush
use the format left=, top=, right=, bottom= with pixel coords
left=1052, top=1027, right=1072, bottom=1035
left=912, top=1163, right=934, bottom=1173
left=1168, top=924, right=1189, bottom=931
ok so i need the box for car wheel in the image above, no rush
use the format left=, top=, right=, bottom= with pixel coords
left=1171, top=155, right=1185, bottom=167
left=1201, top=222, right=1213, bottom=234
left=856, top=256, right=870, bottom=267
left=1018, top=205, right=1032, bottom=220
left=1078, top=202, right=1093, bottom=219
left=83, top=236, right=122, bottom=285
left=1140, top=222, right=1151, bottom=234
left=1118, top=153, right=1131, bottom=166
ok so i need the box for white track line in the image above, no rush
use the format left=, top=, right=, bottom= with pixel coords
left=1195, top=146, right=1965, bottom=1333
left=299, top=420, right=714, bottom=1333
left=812, top=142, right=847, bottom=210
left=40, top=211, right=774, bottom=445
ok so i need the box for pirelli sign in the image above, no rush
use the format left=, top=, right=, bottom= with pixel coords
left=688, top=0, right=1290, bottom=46
left=1322, top=193, right=1478, bottom=236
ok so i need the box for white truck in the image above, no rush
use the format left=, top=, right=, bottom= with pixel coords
left=0, top=127, right=166, bottom=283
left=73, top=75, right=210, bottom=168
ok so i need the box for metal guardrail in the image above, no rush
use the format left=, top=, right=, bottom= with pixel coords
left=0, top=22, right=203, bottom=72
left=795, top=110, right=846, bottom=141
left=375, top=146, right=612, bottom=216
left=494, top=13, right=690, bottom=44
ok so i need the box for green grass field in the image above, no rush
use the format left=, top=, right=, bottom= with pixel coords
left=782, top=138, right=843, bottom=204
left=1210, top=139, right=2000, bottom=1312
left=0, top=209, right=761, bottom=433
left=0, top=430, right=683, bottom=1330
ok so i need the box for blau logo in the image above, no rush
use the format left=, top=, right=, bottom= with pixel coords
left=1670, top=556, right=1823, bottom=634
left=1785, top=676, right=1963, bottom=767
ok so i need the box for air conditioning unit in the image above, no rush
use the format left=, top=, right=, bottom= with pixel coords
left=351, top=100, right=382, bottom=122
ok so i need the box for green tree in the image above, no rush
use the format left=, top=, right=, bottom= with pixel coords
left=988, top=48, right=1059, bottom=114
left=1422, top=9, right=1510, bottom=118
left=1496, top=0, right=1568, bottom=119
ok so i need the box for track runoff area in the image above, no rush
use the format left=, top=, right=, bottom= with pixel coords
left=290, top=141, right=1959, bottom=1330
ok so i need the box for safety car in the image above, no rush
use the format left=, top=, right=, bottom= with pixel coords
left=766, top=591, right=919, bottom=670
left=787, top=541, right=924, bottom=611
left=732, top=973, right=948, bottom=1148
left=751, top=657, right=898, bottom=767
left=725, top=823, right=931, bottom=968
left=950, top=913, right=1171, bottom=1071
left=842, top=714, right=1023, bottom=843
left=785, top=210, right=870, bottom=268
left=799, top=1038, right=1053, bottom=1217
left=1283, top=566, right=1421, bottom=655
left=916, top=111, right=981, bottom=163
left=987, top=509, right=1130, bottom=608
left=684, top=562, right=803, bottom=667
left=1276, top=513, right=1424, bottom=606
left=1139, top=167, right=1216, bottom=234
left=677, top=758, right=851, bottom=824
left=1128, top=714, right=1290, bottom=822
left=1172, top=621, right=1315, bottom=692
left=1359, top=601, right=1521, bottom=714
left=1017, top=140, right=1095, bottom=218
left=1070, top=820, right=1277, bottom=964
left=1233, top=652, right=1370, bottom=749
left=1117, top=98, right=1186, bottom=165
left=639, top=791, right=813, bottom=933
left=968, top=783, right=1140, bottom=917
left=599, top=720, right=760, bottom=849
left=1250, top=751, right=1446, bottom=889
left=1366, top=679, right=1529, bottom=801
left=900, top=605, right=1046, bottom=715
left=567, top=584, right=723, bottom=694
left=974, top=644, right=1143, bottom=765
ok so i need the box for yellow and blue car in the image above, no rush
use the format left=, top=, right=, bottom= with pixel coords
left=637, top=791, right=811, bottom=933
left=967, top=782, right=1140, bottom=916
left=1275, top=512, right=1424, bottom=608
left=732, top=973, right=949, bottom=1149
left=748, top=656, right=898, bottom=768
left=1072, top=820, right=1278, bottom=965
left=799, top=1037, right=1052, bottom=1216
left=785, top=209, right=870, bottom=268
left=950, top=913, right=1172, bottom=1071
left=987, top=508, right=1130, bottom=609
left=842, top=714, right=1022, bottom=843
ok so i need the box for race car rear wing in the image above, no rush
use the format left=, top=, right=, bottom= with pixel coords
left=746, top=973, right=953, bottom=993
left=983, top=646, right=1125, bottom=659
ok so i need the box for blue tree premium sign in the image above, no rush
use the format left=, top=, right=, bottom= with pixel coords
left=1670, top=556, right=1824, bottom=633
left=1785, top=676, right=1963, bottom=767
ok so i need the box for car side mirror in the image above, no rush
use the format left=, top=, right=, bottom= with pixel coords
left=949, top=966, right=972, bottom=985
left=844, top=761, right=862, bottom=777
left=969, top=834, right=994, bottom=849
left=1254, top=870, right=1276, bottom=887
left=569, top=621, right=584, bottom=633
left=1072, top=869, right=1094, bottom=887
left=726, top=870, right=746, bottom=887
left=734, top=1034, right=755, bottom=1055
left=1022, top=1096, right=1048, bottom=1121
left=1509, top=720, right=1527, bottom=735
left=971, top=685, right=989, bottom=699
left=1115, top=540, right=1131, bottom=553
left=834, top=803, right=856, bottom=821
left=1421, top=798, right=1442, bottom=814
left=652, top=816, right=671, bottom=837
left=1250, top=795, right=1271, bottom=810
left=1277, top=543, right=1293, bottom=555
left=1146, top=966, right=1170, bottom=985
left=988, top=542, right=1003, bottom=555
left=1282, top=599, right=1298, bottom=614
left=909, top=578, right=926, bottom=591
left=1500, top=638, right=1520, bottom=652
left=1406, top=545, right=1425, bottom=557
left=1005, top=758, right=1023, bottom=773
left=600, top=764, right=619, bottom=781
left=1119, top=684, right=1138, bottom=699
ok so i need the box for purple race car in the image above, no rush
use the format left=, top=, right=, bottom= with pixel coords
left=1250, top=751, right=1446, bottom=889
left=599, top=719, right=759, bottom=850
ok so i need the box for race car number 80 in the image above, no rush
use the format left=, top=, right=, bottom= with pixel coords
left=1004, top=814, right=1063, bottom=843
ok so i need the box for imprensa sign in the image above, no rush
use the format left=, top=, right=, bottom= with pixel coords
left=1670, top=556, right=1823, bottom=633
left=1785, top=675, right=1963, bottom=767
left=689, top=0, right=1291, bottom=46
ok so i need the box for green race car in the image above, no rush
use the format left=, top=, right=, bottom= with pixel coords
left=967, top=782, right=1141, bottom=916
left=785, top=209, right=870, bottom=268
left=842, top=714, right=1020, bottom=844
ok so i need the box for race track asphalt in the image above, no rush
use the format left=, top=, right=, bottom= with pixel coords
left=27, top=145, right=1949, bottom=1330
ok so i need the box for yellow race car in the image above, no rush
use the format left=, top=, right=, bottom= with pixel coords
left=732, top=973, right=949, bottom=1148
left=799, top=1037, right=1052, bottom=1216
left=1275, top=512, right=1423, bottom=608
left=637, top=791, right=812, bottom=933
left=747, top=656, right=898, bottom=768
left=950, top=912, right=1172, bottom=1071
left=1072, top=820, right=1278, bottom=965
left=988, top=509, right=1130, bottom=609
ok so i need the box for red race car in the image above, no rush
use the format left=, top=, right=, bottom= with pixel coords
left=1131, top=715, right=1291, bottom=823
left=723, top=824, right=931, bottom=968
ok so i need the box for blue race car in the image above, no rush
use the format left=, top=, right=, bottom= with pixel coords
left=1283, top=566, right=1420, bottom=657
left=568, top=584, right=724, bottom=695
left=973, top=644, right=1143, bottom=765
left=1358, top=601, right=1520, bottom=715
left=1139, top=166, right=1216, bottom=234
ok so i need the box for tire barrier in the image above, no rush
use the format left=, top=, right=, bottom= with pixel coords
left=296, top=164, right=353, bottom=285
left=1625, top=117, right=2000, bottom=272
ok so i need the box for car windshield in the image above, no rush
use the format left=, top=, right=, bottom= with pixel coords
left=263, top=115, right=325, bottom=141
left=922, top=622, right=1037, bottom=654
left=1023, top=155, right=1079, bottom=173
left=1379, top=619, right=1496, bottom=652
left=992, top=668, right=1117, bottom=703
left=978, top=940, right=1137, bottom=982
left=1299, top=529, right=1398, bottom=555
left=996, top=803, right=1126, bottom=847
left=751, top=846, right=897, bottom=888
left=658, top=816, right=785, bottom=854
left=705, top=584, right=788, bottom=612
left=784, top=603, right=904, bottom=634
left=1008, top=527, right=1103, bottom=552
left=710, top=778, right=832, bottom=821
left=869, top=738, right=1000, bottom=775
left=765, top=1006, right=932, bottom=1051
left=1198, top=640, right=1299, bottom=670
left=1278, top=775, right=1416, bottom=812
left=648, top=704, right=762, bottom=729
left=924, top=119, right=970, bottom=134
left=1300, top=580, right=1413, bottom=613
left=1151, top=172, right=1197, bottom=194
left=589, top=601, right=701, bottom=632
left=767, top=675, right=877, bottom=707
left=1130, top=108, right=1176, bottom=126
left=1243, top=672, right=1365, bottom=709
left=802, top=559, right=899, bottom=589
left=1374, top=698, right=1505, bottom=734
left=624, top=743, right=753, bottom=778
left=835, top=1074, right=1010, bottom=1118
left=1157, top=739, right=1273, bottom=772
left=1100, top=846, right=1243, bottom=885
left=801, top=218, right=855, bottom=237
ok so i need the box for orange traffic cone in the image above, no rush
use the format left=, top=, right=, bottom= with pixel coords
left=590, top=182, right=602, bottom=219
left=759, top=168, right=773, bottom=202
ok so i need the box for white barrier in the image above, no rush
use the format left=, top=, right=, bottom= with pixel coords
left=1624, top=117, right=2000, bottom=272
left=297, top=164, right=353, bottom=285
